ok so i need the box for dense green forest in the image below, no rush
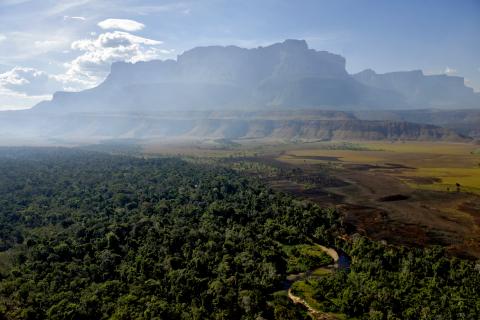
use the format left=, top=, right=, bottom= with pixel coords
left=0, top=148, right=479, bottom=319
left=292, top=238, right=480, bottom=319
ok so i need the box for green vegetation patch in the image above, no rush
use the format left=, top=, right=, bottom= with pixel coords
left=308, top=238, right=480, bottom=319
left=283, top=244, right=334, bottom=273
left=0, top=147, right=479, bottom=320
left=0, top=147, right=336, bottom=320
left=311, top=267, right=333, bottom=277
left=291, top=280, right=323, bottom=310
left=291, top=280, right=350, bottom=319
left=212, top=138, right=241, bottom=149
left=318, top=142, right=381, bottom=151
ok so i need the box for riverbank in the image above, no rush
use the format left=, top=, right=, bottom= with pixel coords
left=286, top=244, right=350, bottom=319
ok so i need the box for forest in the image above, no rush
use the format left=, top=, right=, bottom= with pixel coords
left=0, top=147, right=479, bottom=319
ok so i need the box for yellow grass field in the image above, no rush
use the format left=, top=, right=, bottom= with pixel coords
left=280, top=141, right=480, bottom=194
left=143, top=139, right=480, bottom=258
left=144, top=139, right=480, bottom=194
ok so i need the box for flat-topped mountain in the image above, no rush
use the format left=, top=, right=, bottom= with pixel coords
left=1, top=40, right=478, bottom=143
left=353, top=69, right=480, bottom=109
left=32, top=39, right=479, bottom=114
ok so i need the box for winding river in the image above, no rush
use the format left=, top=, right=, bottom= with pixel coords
left=285, top=244, right=350, bottom=320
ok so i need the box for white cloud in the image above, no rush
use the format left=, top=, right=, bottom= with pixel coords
left=0, top=67, right=64, bottom=96
left=0, top=34, right=6, bottom=43
left=0, top=67, right=62, bottom=109
left=444, top=66, right=457, bottom=75
left=63, top=15, right=86, bottom=21
left=0, top=19, right=171, bottom=108
left=62, top=31, right=165, bottom=87
left=98, top=18, right=145, bottom=32
left=72, top=31, right=161, bottom=50
left=0, top=88, right=50, bottom=111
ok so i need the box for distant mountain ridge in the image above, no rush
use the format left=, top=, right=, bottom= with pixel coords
left=0, top=110, right=469, bottom=143
left=353, top=69, right=480, bottom=108
left=1, top=39, right=478, bottom=143
left=354, top=109, right=480, bottom=138
left=32, top=39, right=479, bottom=114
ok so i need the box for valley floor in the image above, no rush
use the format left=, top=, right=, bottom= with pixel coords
left=145, top=139, right=480, bottom=258
left=1, top=145, right=479, bottom=319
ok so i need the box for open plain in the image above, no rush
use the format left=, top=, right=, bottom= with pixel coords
left=145, top=139, right=480, bottom=259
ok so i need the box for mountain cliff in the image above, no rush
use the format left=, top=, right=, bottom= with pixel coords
left=354, top=109, right=480, bottom=138
left=0, top=110, right=469, bottom=143
left=33, top=40, right=480, bottom=114
left=2, top=40, right=478, bottom=143
left=353, top=69, right=480, bottom=109
left=33, top=40, right=410, bottom=113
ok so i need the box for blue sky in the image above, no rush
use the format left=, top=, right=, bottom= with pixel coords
left=0, top=0, right=479, bottom=110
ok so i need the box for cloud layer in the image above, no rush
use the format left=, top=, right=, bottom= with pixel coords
left=444, top=66, right=458, bottom=76
left=63, top=30, right=165, bottom=87
left=0, top=17, right=170, bottom=109
left=63, top=15, right=86, bottom=21
left=98, top=18, right=145, bottom=32
left=0, top=67, right=64, bottom=95
left=0, top=67, right=60, bottom=110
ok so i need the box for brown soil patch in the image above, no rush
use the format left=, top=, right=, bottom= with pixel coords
left=288, top=154, right=342, bottom=162
left=378, top=194, right=410, bottom=202
left=458, top=201, right=480, bottom=225
left=254, top=154, right=480, bottom=259
left=400, top=176, right=442, bottom=184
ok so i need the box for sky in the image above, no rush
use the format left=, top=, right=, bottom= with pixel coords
left=0, top=0, right=479, bottom=110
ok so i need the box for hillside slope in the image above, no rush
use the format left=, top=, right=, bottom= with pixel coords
left=354, top=109, right=480, bottom=138
left=0, top=111, right=468, bottom=142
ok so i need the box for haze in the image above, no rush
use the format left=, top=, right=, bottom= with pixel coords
left=1, top=0, right=480, bottom=111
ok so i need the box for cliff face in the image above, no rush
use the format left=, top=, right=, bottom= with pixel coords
left=354, top=109, right=480, bottom=138
left=0, top=110, right=468, bottom=142
left=31, top=40, right=480, bottom=116
left=105, top=39, right=349, bottom=87
left=183, top=119, right=466, bottom=141
left=32, top=39, right=411, bottom=114
left=3, top=39, right=478, bottom=143
left=353, top=69, right=480, bottom=108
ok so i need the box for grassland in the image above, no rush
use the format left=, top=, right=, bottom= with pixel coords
left=143, top=139, right=480, bottom=258
left=279, top=141, right=480, bottom=194
left=270, top=140, right=480, bottom=258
